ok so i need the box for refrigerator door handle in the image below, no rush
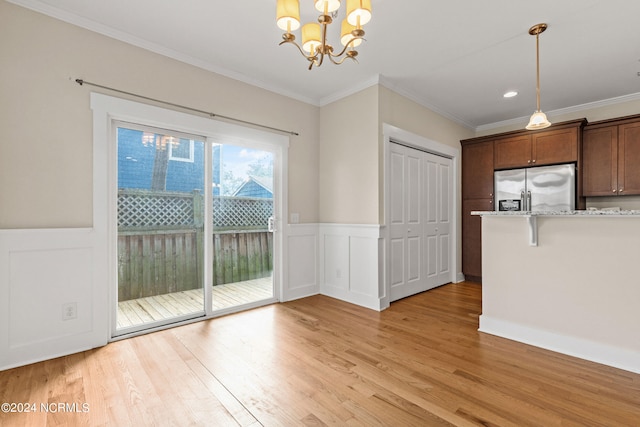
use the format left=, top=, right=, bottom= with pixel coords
left=527, top=190, right=532, bottom=211
left=520, top=190, right=525, bottom=211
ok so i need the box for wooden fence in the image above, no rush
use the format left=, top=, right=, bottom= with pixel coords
left=117, top=189, right=273, bottom=302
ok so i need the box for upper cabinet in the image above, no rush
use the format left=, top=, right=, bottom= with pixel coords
left=494, top=126, right=579, bottom=170
left=462, top=140, right=494, bottom=200
left=583, top=115, right=640, bottom=196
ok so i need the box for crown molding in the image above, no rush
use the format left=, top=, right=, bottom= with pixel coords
left=376, top=76, right=476, bottom=130
left=7, top=0, right=319, bottom=106
left=477, top=92, right=640, bottom=133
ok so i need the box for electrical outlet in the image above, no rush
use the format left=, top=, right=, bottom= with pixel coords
left=62, top=302, right=77, bottom=321
left=290, top=213, right=299, bottom=224
left=336, top=268, right=342, bottom=279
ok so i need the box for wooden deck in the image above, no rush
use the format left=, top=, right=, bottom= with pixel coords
left=117, top=276, right=272, bottom=329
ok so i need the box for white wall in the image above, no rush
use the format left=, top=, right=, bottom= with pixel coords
left=0, top=229, right=108, bottom=370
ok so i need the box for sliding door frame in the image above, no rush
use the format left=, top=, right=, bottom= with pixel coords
left=91, top=93, right=289, bottom=341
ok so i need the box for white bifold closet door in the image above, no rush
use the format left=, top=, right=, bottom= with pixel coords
left=389, top=142, right=452, bottom=302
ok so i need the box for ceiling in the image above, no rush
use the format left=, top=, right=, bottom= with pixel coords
left=11, top=0, right=640, bottom=130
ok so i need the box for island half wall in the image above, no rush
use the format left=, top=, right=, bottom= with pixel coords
left=474, top=211, right=640, bottom=374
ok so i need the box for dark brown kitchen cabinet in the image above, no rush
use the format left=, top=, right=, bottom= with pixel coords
left=494, top=135, right=531, bottom=169
left=583, top=115, right=640, bottom=196
left=462, top=140, right=494, bottom=199
left=494, top=126, right=579, bottom=169
left=461, top=139, right=494, bottom=282
left=532, top=127, right=579, bottom=166
left=462, top=198, right=492, bottom=282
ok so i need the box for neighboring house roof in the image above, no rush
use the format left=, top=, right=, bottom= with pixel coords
left=232, top=175, right=273, bottom=198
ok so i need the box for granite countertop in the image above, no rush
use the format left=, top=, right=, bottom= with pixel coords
left=472, top=209, right=640, bottom=216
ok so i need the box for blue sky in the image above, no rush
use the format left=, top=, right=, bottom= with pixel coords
left=219, top=144, right=272, bottom=179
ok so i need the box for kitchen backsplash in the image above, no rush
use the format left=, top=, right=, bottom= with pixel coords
left=586, top=195, right=640, bottom=211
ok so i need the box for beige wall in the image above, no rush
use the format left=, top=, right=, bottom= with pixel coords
left=318, top=86, right=380, bottom=224
left=481, top=214, right=640, bottom=373
left=379, top=86, right=474, bottom=149
left=0, top=2, right=320, bottom=228
left=317, top=85, right=474, bottom=225
left=3, top=1, right=637, bottom=235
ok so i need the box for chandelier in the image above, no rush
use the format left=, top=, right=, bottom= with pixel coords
left=276, top=0, right=372, bottom=70
left=525, top=23, right=551, bottom=130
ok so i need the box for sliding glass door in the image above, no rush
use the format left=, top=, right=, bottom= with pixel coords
left=114, top=123, right=277, bottom=335
left=115, top=124, right=206, bottom=334
left=210, top=143, right=275, bottom=312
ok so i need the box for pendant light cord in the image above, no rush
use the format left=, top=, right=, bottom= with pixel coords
left=74, top=79, right=299, bottom=136
left=535, top=33, right=541, bottom=112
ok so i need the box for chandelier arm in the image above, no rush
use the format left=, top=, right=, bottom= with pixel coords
left=329, top=37, right=364, bottom=58
left=279, top=38, right=317, bottom=63
left=315, top=19, right=330, bottom=67
left=330, top=54, right=358, bottom=65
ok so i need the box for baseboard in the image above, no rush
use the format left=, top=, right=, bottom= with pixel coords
left=479, top=315, right=640, bottom=374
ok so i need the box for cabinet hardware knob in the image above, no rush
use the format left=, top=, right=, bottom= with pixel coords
left=619, top=188, right=624, bottom=192
left=613, top=189, right=617, bottom=193
left=532, top=159, right=536, bottom=163
left=527, top=160, right=531, bottom=164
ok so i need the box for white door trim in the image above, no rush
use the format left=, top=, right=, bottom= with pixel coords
left=382, top=123, right=460, bottom=306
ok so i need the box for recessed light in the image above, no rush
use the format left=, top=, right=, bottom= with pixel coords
left=503, top=91, right=518, bottom=98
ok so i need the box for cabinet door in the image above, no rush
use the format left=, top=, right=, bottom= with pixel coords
left=532, top=127, right=578, bottom=166
left=618, top=121, right=640, bottom=195
left=494, top=135, right=532, bottom=169
left=462, top=141, right=494, bottom=199
left=583, top=126, right=617, bottom=196
left=462, top=198, right=493, bottom=281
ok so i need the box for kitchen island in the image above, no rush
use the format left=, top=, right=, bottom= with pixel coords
left=472, top=210, right=640, bottom=374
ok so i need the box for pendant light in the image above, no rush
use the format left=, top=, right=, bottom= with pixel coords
left=526, top=23, right=551, bottom=130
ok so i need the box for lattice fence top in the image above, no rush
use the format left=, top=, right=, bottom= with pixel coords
left=213, top=197, right=272, bottom=230
left=118, top=189, right=194, bottom=228
left=118, top=189, right=272, bottom=230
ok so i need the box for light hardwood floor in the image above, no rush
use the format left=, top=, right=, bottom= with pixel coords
left=1, top=282, right=639, bottom=426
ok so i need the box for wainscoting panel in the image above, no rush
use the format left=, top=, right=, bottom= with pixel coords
left=319, top=224, right=385, bottom=311
left=0, top=228, right=108, bottom=371
left=284, top=224, right=319, bottom=301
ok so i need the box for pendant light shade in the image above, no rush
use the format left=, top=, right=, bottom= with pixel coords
left=347, top=0, right=372, bottom=27
left=525, top=23, right=551, bottom=130
left=276, top=0, right=300, bottom=32
left=526, top=111, right=551, bottom=130
left=301, top=23, right=322, bottom=54
left=315, top=0, right=341, bottom=13
left=340, top=19, right=362, bottom=47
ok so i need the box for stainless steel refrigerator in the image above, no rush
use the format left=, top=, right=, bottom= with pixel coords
left=494, top=163, right=576, bottom=212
